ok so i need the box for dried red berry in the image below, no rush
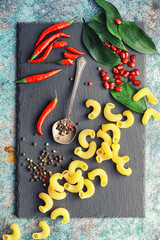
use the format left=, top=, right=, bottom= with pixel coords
left=120, top=52, right=126, bottom=59
left=124, top=51, right=129, bottom=58
left=88, top=82, right=92, bottom=86
left=57, top=136, right=60, bottom=140
left=109, top=82, right=115, bottom=89
left=100, top=70, right=106, bottom=77
left=117, top=64, right=124, bottom=70
left=134, top=69, right=140, bottom=76
left=111, top=45, right=117, bottom=51
left=115, top=86, right=122, bottom=92
left=133, top=80, right=141, bottom=86
left=130, top=70, right=136, bottom=76
left=122, top=58, right=128, bottom=64
left=123, top=70, right=129, bottom=77
left=129, top=75, right=136, bottom=81
left=103, top=82, right=109, bottom=89
left=128, top=61, right=135, bottom=68
left=112, top=68, right=119, bottom=74
left=114, top=18, right=121, bottom=24
left=114, top=73, right=122, bottom=79
left=49, top=173, right=53, bottom=177
left=105, top=42, right=111, bottom=48
left=130, top=55, right=136, bottom=62
left=43, top=175, right=47, bottom=179
left=116, top=80, right=123, bottom=86
left=116, top=49, right=122, bottom=54
left=102, top=75, right=109, bottom=81
left=69, top=77, right=73, bottom=81
left=119, top=69, right=125, bottom=75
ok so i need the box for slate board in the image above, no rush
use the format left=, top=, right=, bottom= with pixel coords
left=16, top=22, right=145, bottom=218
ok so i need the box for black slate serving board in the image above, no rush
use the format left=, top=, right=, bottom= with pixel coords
left=16, top=22, right=145, bottom=218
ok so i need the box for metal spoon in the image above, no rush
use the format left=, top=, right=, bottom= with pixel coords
left=52, top=56, right=87, bottom=144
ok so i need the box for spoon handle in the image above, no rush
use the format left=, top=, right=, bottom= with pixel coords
left=66, top=56, right=87, bottom=119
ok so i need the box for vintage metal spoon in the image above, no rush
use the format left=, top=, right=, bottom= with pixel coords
left=52, top=56, right=87, bottom=144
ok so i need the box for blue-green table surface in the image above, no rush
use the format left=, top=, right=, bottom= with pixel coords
left=0, top=0, right=160, bottom=239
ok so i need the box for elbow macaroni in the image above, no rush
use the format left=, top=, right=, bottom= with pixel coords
left=49, top=173, right=64, bottom=193
left=48, top=185, right=66, bottom=200
left=32, top=221, right=50, bottom=239
left=133, top=87, right=159, bottom=105
left=79, top=179, right=95, bottom=199
left=50, top=208, right=70, bottom=223
left=116, top=157, right=132, bottom=176
left=38, top=193, right=53, bottom=213
left=116, top=110, right=134, bottom=128
left=74, top=141, right=97, bottom=159
left=85, top=99, right=101, bottom=119
left=78, top=129, right=95, bottom=148
left=97, top=129, right=112, bottom=147
left=2, top=224, right=21, bottom=240
left=68, top=160, right=88, bottom=176
left=102, top=123, right=121, bottom=144
left=101, top=142, right=113, bottom=159
left=96, top=147, right=104, bottom=155
left=62, top=169, right=82, bottom=184
left=104, top=103, right=122, bottom=122
left=142, top=108, right=160, bottom=125
left=64, top=176, right=84, bottom=193
left=88, top=168, right=108, bottom=187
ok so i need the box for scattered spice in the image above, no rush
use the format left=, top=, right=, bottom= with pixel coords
left=33, top=142, right=37, bottom=146
left=21, top=137, right=25, bottom=141
left=97, top=67, right=101, bottom=71
left=88, top=82, right=92, bottom=86
left=69, top=77, right=73, bottom=81
left=21, top=153, right=25, bottom=156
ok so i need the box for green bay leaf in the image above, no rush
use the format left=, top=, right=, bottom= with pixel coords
left=91, top=12, right=106, bottom=24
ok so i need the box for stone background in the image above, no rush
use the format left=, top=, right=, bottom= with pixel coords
left=0, top=0, right=160, bottom=239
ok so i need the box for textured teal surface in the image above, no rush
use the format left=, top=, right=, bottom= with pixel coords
left=0, top=0, right=160, bottom=239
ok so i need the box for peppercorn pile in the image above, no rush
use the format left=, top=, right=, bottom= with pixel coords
left=56, top=120, right=75, bottom=136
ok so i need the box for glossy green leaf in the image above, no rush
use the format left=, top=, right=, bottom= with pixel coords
left=91, top=12, right=106, bottom=24
left=119, top=21, right=160, bottom=55
left=109, top=80, right=147, bottom=113
left=95, top=0, right=122, bottom=39
left=82, top=21, right=121, bottom=67
left=88, top=21, right=127, bottom=50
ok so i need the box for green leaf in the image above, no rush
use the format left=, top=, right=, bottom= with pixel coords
left=88, top=21, right=127, bottom=50
left=119, top=21, right=160, bottom=55
left=91, top=12, right=106, bottom=24
left=82, top=20, right=122, bottom=67
left=95, top=0, right=122, bottom=39
left=109, top=80, right=147, bottom=113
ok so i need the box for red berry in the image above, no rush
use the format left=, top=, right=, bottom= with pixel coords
left=49, top=173, right=53, bottom=177
left=129, top=75, right=136, bottom=81
left=69, top=77, right=73, bottom=81
left=102, top=75, right=109, bottom=81
left=57, top=136, right=60, bottom=140
left=109, top=82, right=115, bottom=89
left=128, top=61, right=135, bottom=68
left=117, top=64, right=124, bottom=70
left=111, top=45, right=117, bottom=51
left=133, top=80, right=141, bottom=86
left=100, top=70, right=106, bottom=77
left=88, top=82, right=92, bottom=86
left=112, top=68, right=119, bottom=74
left=115, top=86, right=122, bottom=92
left=114, top=18, right=121, bottom=24
left=119, top=69, right=125, bottom=75
left=130, top=55, right=136, bottom=62
left=114, top=73, right=122, bottom=79
left=123, top=70, right=129, bottom=77
left=43, top=175, right=47, bottom=179
left=134, top=69, right=140, bottom=76
left=116, top=49, right=122, bottom=54
left=130, top=70, right=136, bottom=76
left=103, top=82, right=109, bottom=89
left=116, top=80, right=123, bottom=86
left=124, top=51, right=129, bottom=58
left=105, top=42, right=111, bottom=48
left=122, top=58, right=128, bottom=64
left=120, top=52, right=126, bottom=59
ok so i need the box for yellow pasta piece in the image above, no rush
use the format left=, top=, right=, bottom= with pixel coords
left=64, top=176, right=84, bottom=193
left=50, top=208, right=70, bottom=223
left=68, top=160, right=88, bottom=176
left=96, top=147, right=104, bottom=155
left=104, top=103, right=123, bottom=122
left=101, top=142, right=113, bottom=158
left=142, top=108, right=160, bottom=125
left=111, top=143, right=129, bottom=163
left=117, top=110, right=134, bottom=128
left=116, top=157, right=132, bottom=176
left=2, top=224, right=21, bottom=240
left=78, top=129, right=95, bottom=148
left=32, top=221, right=50, bottom=239
left=97, top=129, right=112, bottom=147
left=101, top=123, right=121, bottom=144
left=85, top=99, right=101, bottom=119
left=48, top=185, right=66, bottom=200
left=49, top=173, right=64, bottom=193
left=79, top=179, right=95, bottom=199
left=74, top=141, right=97, bottom=159
left=133, top=87, right=159, bottom=105
left=96, top=154, right=110, bottom=163
left=38, top=193, right=53, bottom=214
left=62, top=169, right=82, bottom=184
left=88, top=168, right=108, bottom=187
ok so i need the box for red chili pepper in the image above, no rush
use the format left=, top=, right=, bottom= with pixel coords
left=55, top=59, right=74, bottom=65
left=64, top=51, right=79, bottom=59
left=29, top=44, right=53, bottom=63
left=66, top=47, right=85, bottom=55
left=30, top=32, right=71, bottom=61
left=16, top=69, right=62, bottom=83
left=37, top=91, right=58, bottom=135
left=53, top=40, right=67, bottom=49
left=35, top=17, right=77, bottom=47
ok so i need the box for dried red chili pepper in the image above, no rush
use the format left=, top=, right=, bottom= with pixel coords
left=64, top=51, right=79, bottom=59
left=35, top=17, right=77, bottom=47
left=16, top=69, right=62, bottom=83
left=66, top=47, right=85, bottom=55
left=30, top=32, right=71, bottom=61
left=37, top=91, right=58, bottom=135
left=53, top=40, right=67, bottom=48
left=45, top=59, right=74, bottom=65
